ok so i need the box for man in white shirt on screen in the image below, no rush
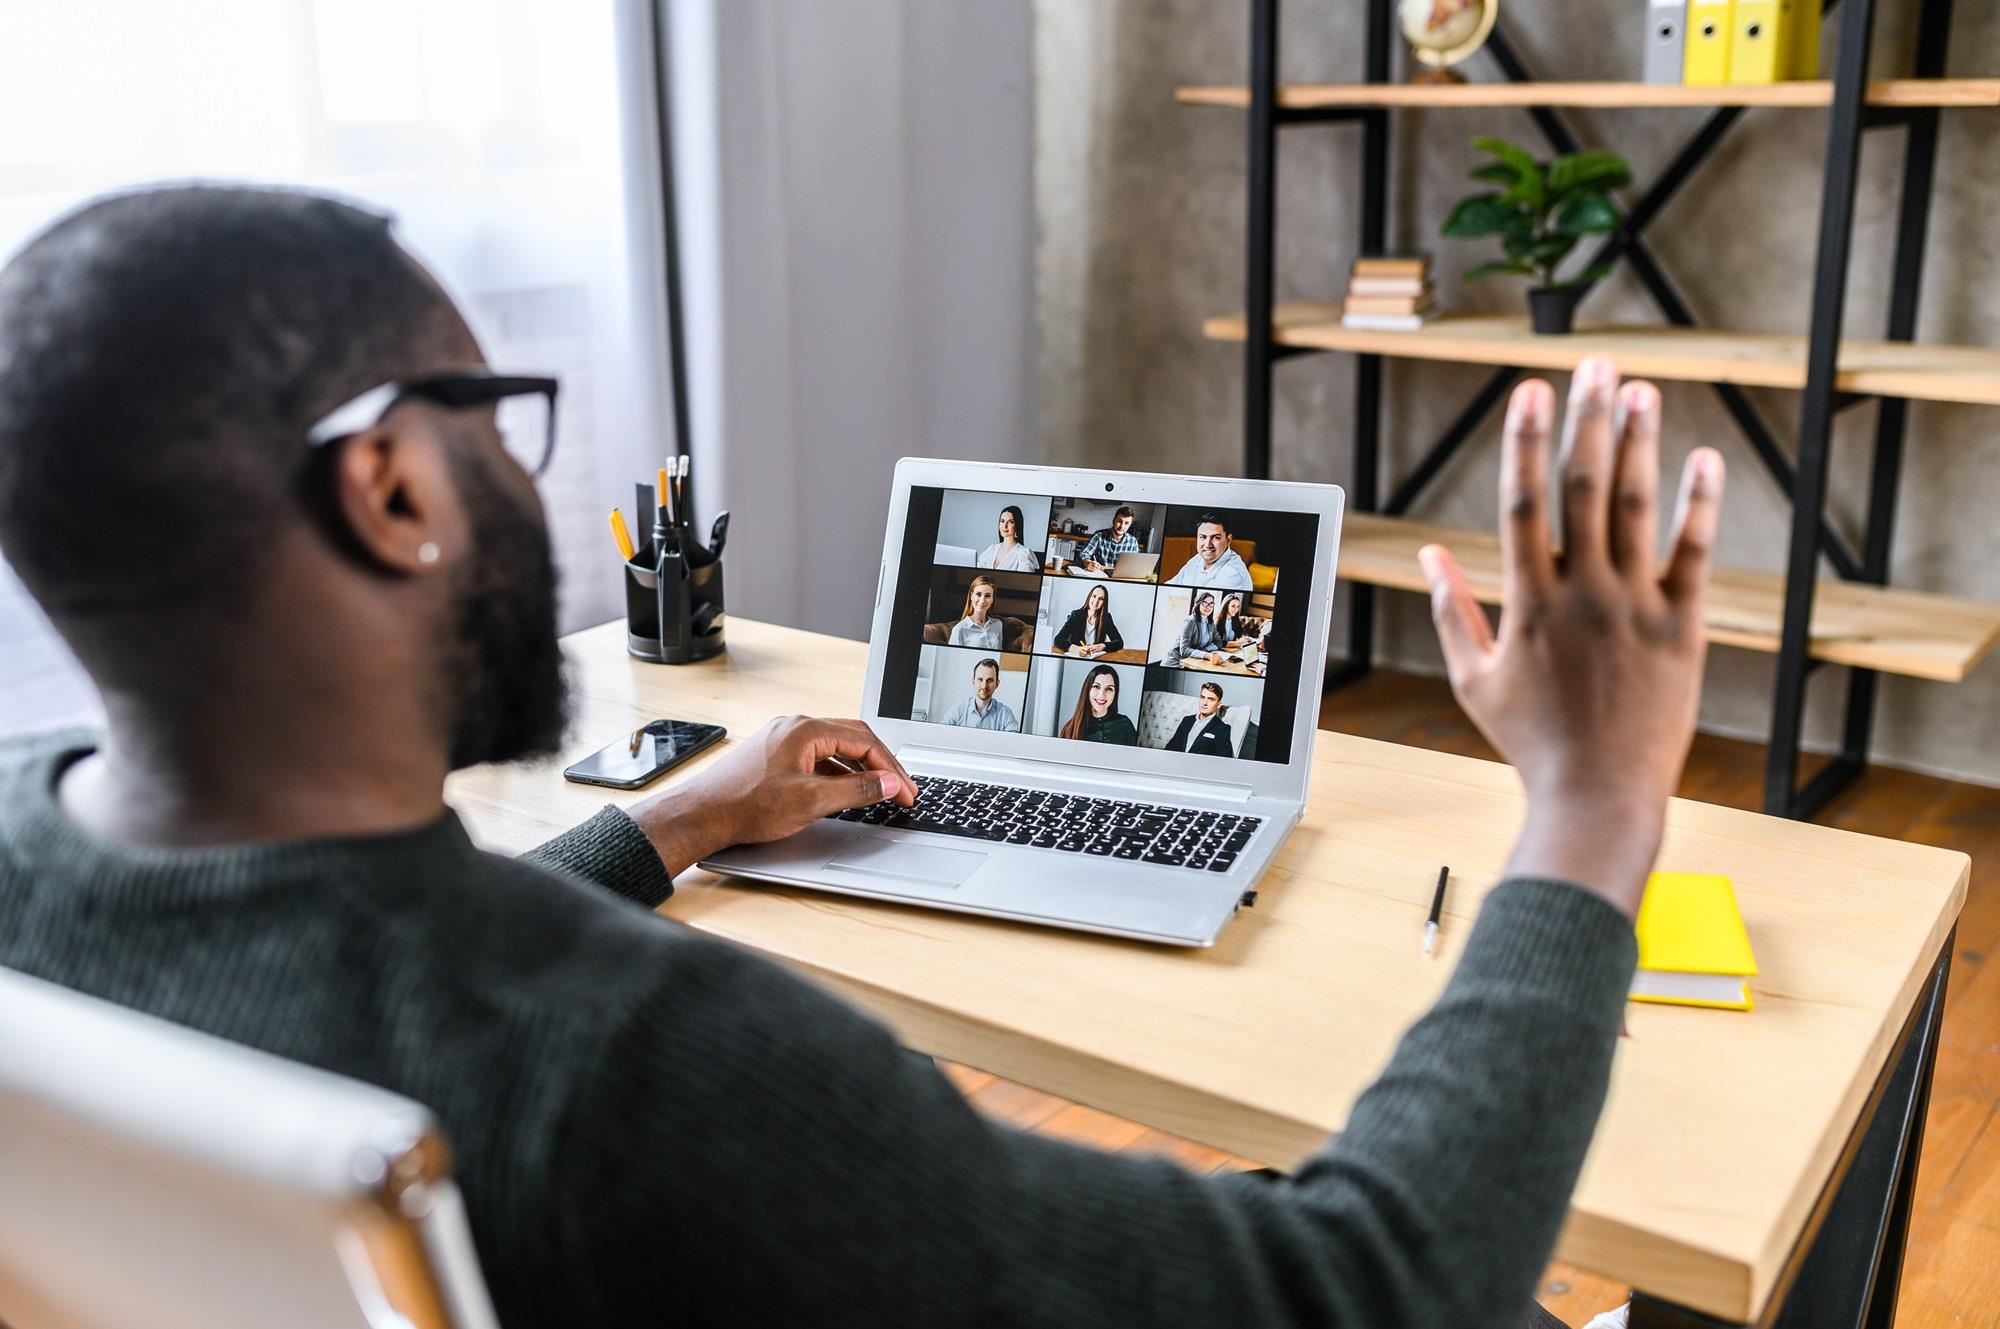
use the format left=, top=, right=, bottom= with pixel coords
left=1168, top=514, right=1253, bottom=590
left=939, top=658, right=1018, bottom=731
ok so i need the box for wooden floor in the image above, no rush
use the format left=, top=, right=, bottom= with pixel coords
left=942, top=668, right=2000, bottom=1328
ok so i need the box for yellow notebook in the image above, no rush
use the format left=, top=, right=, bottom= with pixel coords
left=1632, top=872, right=1758, bottom=1010
left=1684, top=0, right=1734, bottom=85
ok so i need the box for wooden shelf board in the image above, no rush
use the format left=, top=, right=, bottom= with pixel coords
left=1339, top=513, right=2000, bottom=683
left=1175, top=78, right=2000, bottom=111
left=1204, top=305, right=2000, bottom=408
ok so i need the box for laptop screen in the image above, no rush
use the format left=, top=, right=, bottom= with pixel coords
left=875, top=486, right=1322, bottom=766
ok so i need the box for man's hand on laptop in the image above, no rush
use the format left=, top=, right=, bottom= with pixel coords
left=1416, top=355, right=1725, bottom=918
left=629, top=718, right=917, bottom=877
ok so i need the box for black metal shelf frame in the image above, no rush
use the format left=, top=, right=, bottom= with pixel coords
left=1237, top=0, right=1958, bottom=821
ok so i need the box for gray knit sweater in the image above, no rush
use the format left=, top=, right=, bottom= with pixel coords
left=0, top=730, right=1636, bottom=1327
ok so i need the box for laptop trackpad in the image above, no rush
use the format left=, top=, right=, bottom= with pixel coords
left=825, top=838, right=985, bottom=890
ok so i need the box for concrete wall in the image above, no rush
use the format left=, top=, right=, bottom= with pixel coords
left=1035, top=1, right=2000, bottom=785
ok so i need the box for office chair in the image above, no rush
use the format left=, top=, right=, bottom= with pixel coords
left=0, top=966, right=501, bottom=1329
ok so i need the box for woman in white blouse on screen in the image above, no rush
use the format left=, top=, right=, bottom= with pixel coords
left=978, top=505, right=1040, bottom=573
left=950, top=575, right=1005, bottom=649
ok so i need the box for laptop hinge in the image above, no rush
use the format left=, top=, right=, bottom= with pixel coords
left=897, top=746, right=1257, bottom=806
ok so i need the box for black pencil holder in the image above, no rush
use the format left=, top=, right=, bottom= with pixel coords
left=625, top=547, right=725, bottom=664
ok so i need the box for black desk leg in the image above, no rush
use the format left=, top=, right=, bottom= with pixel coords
left=1629, top=938, right=1951, bottom=1329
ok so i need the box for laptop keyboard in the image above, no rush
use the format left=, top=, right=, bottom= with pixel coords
left=829, top=775, right=1261, bottom=872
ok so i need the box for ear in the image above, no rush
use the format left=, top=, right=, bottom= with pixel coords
left=326, top=422, right=463, bottom=577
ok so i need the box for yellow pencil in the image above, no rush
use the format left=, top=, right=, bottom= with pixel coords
left=609, top=508, right=637, bottom=562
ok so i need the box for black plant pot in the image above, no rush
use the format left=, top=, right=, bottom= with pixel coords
left=1528, top=286, right=1582, bottom=334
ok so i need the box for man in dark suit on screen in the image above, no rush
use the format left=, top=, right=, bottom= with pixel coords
left=1165, top=681, right=1235, bottom=756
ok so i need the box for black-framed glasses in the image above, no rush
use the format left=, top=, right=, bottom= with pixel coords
left=306, top=370, right=562, bottom=478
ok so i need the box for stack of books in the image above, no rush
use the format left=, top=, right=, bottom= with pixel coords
left=1340, top=255, right=1434, bottom=332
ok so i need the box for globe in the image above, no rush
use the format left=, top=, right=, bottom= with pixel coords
left=1398, top=0, right=1498, bottom=81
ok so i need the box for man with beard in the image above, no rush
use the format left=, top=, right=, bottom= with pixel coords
left=0, top=187, right=1722, bottom=1329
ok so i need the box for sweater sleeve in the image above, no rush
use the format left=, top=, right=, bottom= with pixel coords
left=548, top=876, right=1635, bottom=1328
left=519, top=806, right=673, bottom=909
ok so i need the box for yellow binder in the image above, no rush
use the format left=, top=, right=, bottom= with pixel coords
left=1787, top=0, right=1821, bottom=78
left=1631, top=872, right=1759, bottom=1011
left=1685, top=0, right=1733, bottom=85
left=1730, top=0, right=1783, bottom=84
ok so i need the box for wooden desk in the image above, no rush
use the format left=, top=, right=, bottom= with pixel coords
left=1176, top=653, right=1269, bottom=678
left=1044, top=560, right=1156, bottom=584
left=1046, top=645, right=1149, bottom=666
left=447, top=618, right=1967, bottom=1325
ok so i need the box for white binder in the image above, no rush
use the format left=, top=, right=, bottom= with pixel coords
left=1645, top=0, right=1689, bottom=84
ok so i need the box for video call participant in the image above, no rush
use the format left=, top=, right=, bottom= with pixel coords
left=1165, top=681, right=1234, bottom=756
left=978, top=504, right=1040, bottom=573
left=1218, top=592, right=1252, bottom=649
left=1076, top=505, right=1139, bottom=573
left=948, top=574, right=1003, bottom=649
left=1052, top=583, right=1123, bottom=657
left=1165, top=591, right=1227, bottom=666
left=1169, top=513, right=1253, bottom=590
left=1057, top=664, right=1137, bottom=745
left=0, top=185, right=1731, bottom=1329
left=939, top=658, right=1017, bottom=732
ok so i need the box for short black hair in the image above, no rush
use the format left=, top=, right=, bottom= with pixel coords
left=1196, top=512, right=1229, bottom=533
left=0, top=184, right=460, bottom=618
left=1113, top=506, right=1134, bottom=520
left=973, top=657, right=1000, bottom=676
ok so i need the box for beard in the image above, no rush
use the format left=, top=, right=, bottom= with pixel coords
left=439, top=448, right=570, bottom=770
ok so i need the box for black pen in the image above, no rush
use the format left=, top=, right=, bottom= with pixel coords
left=656, top=466, right=675, bottom=557
left=1423, top=865, right=1449, bottom=956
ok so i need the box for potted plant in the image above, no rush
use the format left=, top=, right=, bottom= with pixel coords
left=1440, top=136, right=1630, bottom=334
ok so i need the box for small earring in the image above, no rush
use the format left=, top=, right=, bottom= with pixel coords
left=417, top=542, right=441, bottom=565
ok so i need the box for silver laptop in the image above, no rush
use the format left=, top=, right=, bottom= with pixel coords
left=1108, top=551, right=1160, bottom=580
left=1060, top=551, right=1157, bottom=581
left=701, top=459, right=1344, bottom=946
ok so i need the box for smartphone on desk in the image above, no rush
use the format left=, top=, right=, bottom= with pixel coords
left=562, top=719, right=727, bottom=790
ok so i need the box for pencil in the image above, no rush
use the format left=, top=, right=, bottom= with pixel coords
left=1423, top=865, right=1449, bottom=956
left=609, top=508, right=637, bottom=562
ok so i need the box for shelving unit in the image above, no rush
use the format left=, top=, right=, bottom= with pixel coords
left=1175, top=76, right=2000, bottom=109
left=1186, top=0, right=1998, bottom=819
left=1203, top=306, right=2000, bottom=406
left=1339, top=512, right=2000, bottom=683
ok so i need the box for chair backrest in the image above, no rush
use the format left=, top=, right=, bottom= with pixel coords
left=0, top=966, right=501, bottom=1329
left=1137, top=691, right=1195, bottom=750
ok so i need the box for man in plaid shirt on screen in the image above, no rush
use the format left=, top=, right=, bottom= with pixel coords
left=1077, top=506, right=1140, bottom=572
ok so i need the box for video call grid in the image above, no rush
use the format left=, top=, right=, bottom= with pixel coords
left=906, top=489, right=1286, bottom=760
